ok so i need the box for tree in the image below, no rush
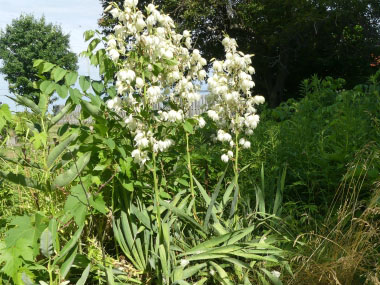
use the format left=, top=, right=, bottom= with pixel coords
left=0, top=14, right=78, bottom=102
left=99, top=0, right=380, bottom=106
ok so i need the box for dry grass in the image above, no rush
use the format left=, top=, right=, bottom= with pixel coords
left=288, top=146, right=380, bottom=285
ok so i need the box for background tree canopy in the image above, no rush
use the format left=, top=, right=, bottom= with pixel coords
left=0, top=14, right=78, bottom=102
left=100, top=0, right=380, bottom=106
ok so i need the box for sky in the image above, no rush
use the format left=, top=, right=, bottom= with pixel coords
left=0, top=0, right=103, bottom=111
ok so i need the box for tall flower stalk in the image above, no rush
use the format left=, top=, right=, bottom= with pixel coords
left=104, top=1, right=207, bottom=235
left=206, top=37, right=266, bottom=217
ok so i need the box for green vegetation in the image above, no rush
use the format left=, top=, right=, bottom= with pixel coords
left=0, top=15, right=78, bottom=102
left=100, top=0, right=380, bottom=106
left=0, top=1, right=379, bottom=285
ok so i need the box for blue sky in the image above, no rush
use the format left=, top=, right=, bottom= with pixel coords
left=0, top=0, right=103, bottom=111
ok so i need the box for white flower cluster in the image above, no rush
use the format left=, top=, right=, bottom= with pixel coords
left=104, top=0, right=208, bottom=165
left=106, top=96, right=122, bottom=112
left=206, top=36, right=265, bottom=162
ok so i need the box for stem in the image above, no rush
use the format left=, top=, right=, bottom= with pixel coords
left=233, top=129, right=240, bottom=222
left=48, top=259, right=53, bottom=284
left=152, top=152, right=162, bottom=237
left=185, top=132, right=197, bottom=216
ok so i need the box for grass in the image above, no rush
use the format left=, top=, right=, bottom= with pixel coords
left=287, top=147, right=380, bottom=284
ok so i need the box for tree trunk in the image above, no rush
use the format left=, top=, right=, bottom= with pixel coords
left=268, top=52, right=289, bottom=107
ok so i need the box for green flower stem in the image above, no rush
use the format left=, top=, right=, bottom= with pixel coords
left=152, top=151, right=162, bottom=237
left=233, top=129, right=240, bottom=221
left=185, top=132, right=198, bottom=218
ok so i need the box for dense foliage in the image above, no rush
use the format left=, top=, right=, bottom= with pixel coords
left=0, top=15, right=78, bottom=102
left=0, top=1, right=379, bottom=284
left=99, top=0, right=380, bottom=106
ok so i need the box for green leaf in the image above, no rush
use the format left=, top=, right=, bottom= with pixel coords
left=88, top=38, right=101, bottom=52
left=64, top=185, right=89, bottom=226
left=0, top=170, right=42, bottom=190
left=47, top=132, right=78, bottom=168
left=260, top=268, right=283, bottom=285
left=33, top=59, right=44, bottom=68
left=160, top=200, right=207, bottom=233
left=49, top=102, right=73, bottom=128
left=65, top=71, right=78, bottom=86
left=91, top=80, right=104, bottom=94
left=60, top=246, right=77, bottom=279
left=38, top=93, right=48, bottom=114
left=40, top=228, right=53, bottom=258
left=81, top=100, right=102, bottom=118
left=209, top=261, right=233, bottom=285
left=48, top=218, right=59, bottom=253
left=14, top=95, right=41, bottom=114
left=183, top=120, right=194, bottom=134
left=52, top=67, right=67, bottom=82
left=40, top=80, right=55, bottom=95
left=106, top=266, right=115, bottom=285
left=89, top=194, right=107, bottom=214
left=182, top=263, right=207, bottom=279
left=69, top=88, right=82, bottom=104
left=123, top=182, right=134, bottom=192
left=182, top=226, right=255, bottom=256
left=79, top=76, right=91, bottom=92
left=41, top=62, right=55, bottom=73
left=204, top=167, right=227, bottom=227
left=53, top=225, right=84, bottom=265
left=56, top=84, right=69, bottom=99
left=84, top=30, right=95, bottom=41
left=76, top=264, right=91, bottom=285
left=0, top=240, right=29, bottom=279
left=52, top=152, right=92, bottom=189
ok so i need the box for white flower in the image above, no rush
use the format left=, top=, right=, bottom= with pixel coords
left=124, top=0, right=138, bottom=7
left=207, top=110, right=219, bottom=121
left=185, top=37, right=192, bottom=49
left=118, top=69, right=136, bottom=82
left=147, top=86, right=161, bottom=103
left=110, top=8, right=120, bottom=19
left=136, top=18, right=146, bottom=31
left=131, top=149, right=149, bottom=165
left=164, top=49, right=173, bottom=59
left=198, top=117, right=206, bottom=128
left=108, top=38, right=117, bottom=48
left=167, top=110, right=183, bottom=122
left=146, top=15, right=156, bottom=26
left=124, top=114, right=137, bottom=130
left=180, top=259, right=189, bottom=267
left=243, top=141, right=251, bottom=149
left=213, top=61, right=223, bottom=72
left=253, top=95, right=265, bottom=105
left=217, top=130, right=232, bottom=142
left=198, top=70, right=207, bottom=80
left=248, top=66, right=255, bottom=74
left=108, top=49, right=120, bottom=61
left=221, top=154, right=229, bottom=163
left=135, top=77, right=144, bottom=89
left=146, top=4, right=156, bottom=13
left=134, top=134, right=149, bottom=148
left=183, top=30, right=191, bottom=37
left=107, top=97, right=122, bottom=111
left=227, top=150, right=234, bottom=158
left=271, top=270, right=281, bottom=278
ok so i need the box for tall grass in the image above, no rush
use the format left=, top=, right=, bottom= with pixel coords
left=289, top=146, right=380, bottom=284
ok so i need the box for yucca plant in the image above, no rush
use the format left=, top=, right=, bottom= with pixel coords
left=113, top=166, right=289, bottom=284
